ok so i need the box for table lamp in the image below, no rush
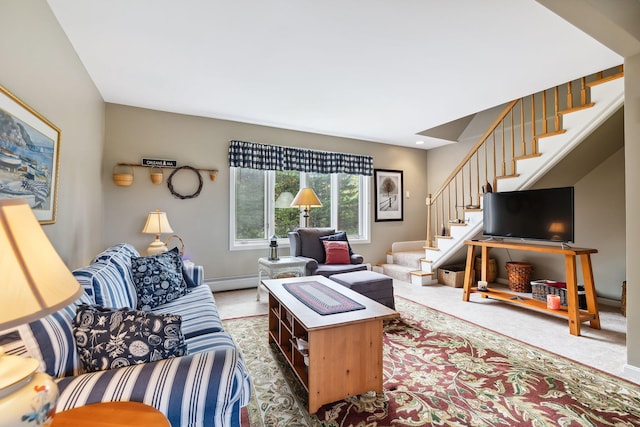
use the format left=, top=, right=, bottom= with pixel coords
left=291, top=188, right=322, bottom=228
left=548, top=222, right=566, bottom=241
left=0, top=198, right=83, bottom=426
left=274, top=191, right=294, bottom=208
left=142, top=209, right=174, bottom=255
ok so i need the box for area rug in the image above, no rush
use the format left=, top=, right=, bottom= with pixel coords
left=224, top=297, right=640, bottom=426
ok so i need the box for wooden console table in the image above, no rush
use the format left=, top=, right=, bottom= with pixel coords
left=462, top=240, right=600, bottom=336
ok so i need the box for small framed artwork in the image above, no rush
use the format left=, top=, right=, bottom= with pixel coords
left=374, top=169, right=403, bottom=222
left=0, top=85, right=61, bottom=224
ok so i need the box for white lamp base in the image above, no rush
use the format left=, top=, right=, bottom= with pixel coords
left=146, top=239, right=168, bottom=256
left=0, top=349, right=58, bottom=426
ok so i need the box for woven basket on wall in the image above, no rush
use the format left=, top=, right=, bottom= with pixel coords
left=505, top=262, right=533, bottom=293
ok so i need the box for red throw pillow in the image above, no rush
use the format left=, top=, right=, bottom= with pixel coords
left=323, top=241, right=351, bottom=265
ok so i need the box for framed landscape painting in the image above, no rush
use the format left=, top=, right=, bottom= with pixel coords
left=0, top=85, right=60, bottom=224
left=374, top=169, right=403, bottom=222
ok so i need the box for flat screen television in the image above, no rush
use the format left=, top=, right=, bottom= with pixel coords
left=482, top=187, right=575, bottom=243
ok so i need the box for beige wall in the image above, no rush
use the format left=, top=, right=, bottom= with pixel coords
left=624, top=53, right=640, bottom=375
left=0, top=0, right=105, bottom=268
left=103, top=104, right=429, bottom=279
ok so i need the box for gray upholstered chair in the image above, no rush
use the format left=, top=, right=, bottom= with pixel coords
left=288, top=227, right=367, bottom=277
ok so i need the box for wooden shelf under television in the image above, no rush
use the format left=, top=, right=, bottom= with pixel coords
left=473, top=287, right=597, bottom=322
left=462, top=239, right=600, bottom=336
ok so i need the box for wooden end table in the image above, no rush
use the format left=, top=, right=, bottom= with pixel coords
left=257, top=256, right=307, bottom=300
left=52, top=402, right=170, bottom=426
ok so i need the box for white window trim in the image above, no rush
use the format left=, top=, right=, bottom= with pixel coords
left=229, top=168, right=370, bottom=250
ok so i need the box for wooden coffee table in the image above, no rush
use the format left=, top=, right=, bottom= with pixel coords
left=52, top=402, right=170, bottom=426
left=262, top=275, right=399, bottom=413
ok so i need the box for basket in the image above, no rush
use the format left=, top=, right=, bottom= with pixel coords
left=505, top=261, right=533, bottom=292
left=474, top=257, right=497, bottom=282
left=437, top=264, right=465, bottom=288
left=150, top=166, right=163, bottom=184
left=165, top=234, right=185, bottom=256
left=531, top=280, right=587, bottom=309
left=112, top=164, right=134, bottom=186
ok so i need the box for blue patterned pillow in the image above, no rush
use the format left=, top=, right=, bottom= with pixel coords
left=131, top=248, right=189, bottom=310
left=72, top=304, right=187, bottom=373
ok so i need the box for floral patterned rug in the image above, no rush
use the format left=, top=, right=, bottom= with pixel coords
left=224, top=297, right=640, bottom=426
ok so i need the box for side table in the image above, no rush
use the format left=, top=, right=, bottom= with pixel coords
left=257, top=256, right=307, bottom=300
left=52, top=402, right=170, bottom=426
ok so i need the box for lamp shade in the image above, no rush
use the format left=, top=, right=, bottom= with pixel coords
left=290, top=188, right=322, bottom=208
left=274, top=191, right=294, bottom=208
left=0, top=199, right=82, bottom=330
left=142, top=209, right=174, bottom=235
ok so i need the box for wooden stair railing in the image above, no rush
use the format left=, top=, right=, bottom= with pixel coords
left=426, top=65, right=623, bottom=247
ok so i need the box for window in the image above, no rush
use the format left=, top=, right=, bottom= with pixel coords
left=230, top=168, right=370, bottom=249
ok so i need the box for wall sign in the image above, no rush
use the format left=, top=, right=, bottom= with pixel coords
left=141, top=158, right=177, bottom=167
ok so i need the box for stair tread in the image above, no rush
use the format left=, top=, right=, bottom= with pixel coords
left=587, top=72, right=623, bottom=87
left=382, top=263, right=415, bottom=270
left=410, top=271, right=434, bottom=276
left=558, top=103, right=595, bottom=115
left=514, top=153, right=542, bottom=161
left=535, top=129, right=566, bottom=139
left=496, top=173, right=520, bottom=180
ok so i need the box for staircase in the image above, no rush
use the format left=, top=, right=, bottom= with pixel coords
left=377, top=67, right=625, bottom=285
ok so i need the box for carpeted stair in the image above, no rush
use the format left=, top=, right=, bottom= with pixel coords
left=377, top=250, right=424, bottom=283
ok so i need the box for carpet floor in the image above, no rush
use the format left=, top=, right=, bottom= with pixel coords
left=224, top=297, right=640, bottom=426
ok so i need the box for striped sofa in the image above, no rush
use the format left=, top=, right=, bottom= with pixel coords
left=2, top=244, right=251, bottom=427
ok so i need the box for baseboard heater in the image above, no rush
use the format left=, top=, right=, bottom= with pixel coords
left=206, top=275, right=257, bottom=292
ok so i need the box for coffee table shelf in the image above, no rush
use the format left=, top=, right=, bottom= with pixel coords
left=269, top=301, right=310, bottom=388
left=263, top=275, right=398, bottom=413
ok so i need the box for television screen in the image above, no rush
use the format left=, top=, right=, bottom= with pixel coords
left=482, top=187, right=574, bottom=242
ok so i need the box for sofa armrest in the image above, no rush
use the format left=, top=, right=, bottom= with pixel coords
left=350, top=254, right=364, bottom=264
left=55, top=337, right=250, bottom=427
left=288, top=231, right=301, bottom=257
left=294, top=255, right=319, bottom=276
left=183, top=261, right=204, bottom=286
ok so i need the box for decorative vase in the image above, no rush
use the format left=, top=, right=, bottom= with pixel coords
left=0, top=351, right=58, bottom=427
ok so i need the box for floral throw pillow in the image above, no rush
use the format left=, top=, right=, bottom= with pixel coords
left=131, top=248, right=189, bottom=310
left=73, top=304, right=187, bottom=373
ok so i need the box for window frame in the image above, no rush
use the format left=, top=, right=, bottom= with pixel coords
left=229, top=168, right=370, bottom=250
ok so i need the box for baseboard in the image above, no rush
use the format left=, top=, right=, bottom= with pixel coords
left=206, top=264, right=373, bottom=292
left=623, top=364, right=640, bottom=383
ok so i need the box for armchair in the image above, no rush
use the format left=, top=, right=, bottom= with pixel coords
left=288, top=227, right=367, bottom=277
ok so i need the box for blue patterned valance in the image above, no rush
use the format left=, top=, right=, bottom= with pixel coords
left=228, top=140, right=373, bottom=176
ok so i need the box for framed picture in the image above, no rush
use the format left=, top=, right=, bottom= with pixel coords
left=0, top=85, right=60, bottom=224
left=374, top=169, right=403, bottom=222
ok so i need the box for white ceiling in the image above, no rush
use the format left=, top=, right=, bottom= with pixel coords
left=46, top=0, right=622, bottom=149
